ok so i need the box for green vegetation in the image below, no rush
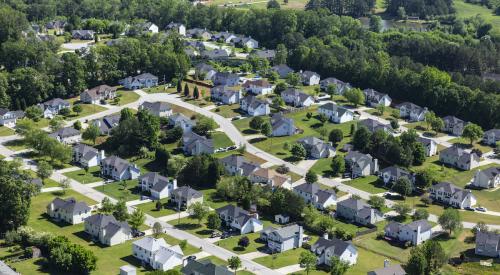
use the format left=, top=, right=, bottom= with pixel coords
left=114, top=90, right=140, bottom=106
left=345, top=176, right=386, bottom=194
left=4, top=139, right=28, bottom=151
left=135, top=198, right=177, bottom=218
left=212, top=131, right=235, bottom=148
left=448, top=137, right=493, bottom=153
left=454, top=0, right=500, bottom=31
left=63, top=166, right=102, bottom=184
left=253, top=247, right=308, bottom=269
left=212, top=104, right=242, bottom=118
left=0, top=126, right=15, bottom=136
left=216, top=232, right=265, bottom=254
left=169, top=216, right=213, bottom=238
left=96, top=180, right=141, bottom=201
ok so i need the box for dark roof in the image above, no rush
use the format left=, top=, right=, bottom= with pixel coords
left=417, top=136, right=434, bottom=146
left=311, top=237, right=353, bottom=258
left=43, top=98, right=70, bottom=108
left=85, top=214, right=117, bottom=229
left=140, top=101, right=171, bottom=113
left=475, top=231, right=500, bottom=251
left=173, top=186, right=202, bottom=200
left=379, top=166, right=412, bottom=179
left=49, top=127, right=80, bottom=139
left=139, top=172, right=170, bottom=192
left=216, top=204, right=254, bottom=226
left=318, top=102, right=353, bottom=117
left=338, top=198, right=370, bottom=211
left=83, top=85, right=116, bottom=99
left=443, top=116, right=464, bottom=125
left=103, top=220, right=131, bottom=238
left=293, top=183, right=336, bottom=204
left=49, top=197, right=91, bottom=214
left=368, top=264, right=406, bottom=275
left=300, top=70, right=320, bottom=79
left=73, top=143, right=99, bottom=161
left=268, top=224, right=301, bottom=239
left=344, top=151, right=374, bottom=170
left=181, top=259, right=233, bottom=275
left=101, top=155, right=134, bottom=175
left=359, top=119, right=391, bottom=133
left=478, top=166, right=500, bottom=179
left=92, top=114, right=120, bottom=134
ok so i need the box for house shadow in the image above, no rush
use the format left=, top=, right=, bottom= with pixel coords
left=40, top=214, right=73, bottom=228
left=284, top=156, right=301, bottom=163
left=72, top=230, right=108, bottom=249
left=249, top=137, right=266, bottom=143
left=195, top=229, right=213, bottom=236
left=242, top=129, right=259, bottom=135
left=175, top=223, right=201, bottom=231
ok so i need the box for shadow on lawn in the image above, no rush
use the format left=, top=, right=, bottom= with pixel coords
left=249, top=137, right=266, bottom=143
left=72, top=231, right=110, bottom=249
left=242, top=129, right=259, bottom=135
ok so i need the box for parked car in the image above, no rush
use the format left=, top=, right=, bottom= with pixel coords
left=211, top=231, right=221, bottom=238
left=465, top=207, right=475, bottom=211
left=476, top=207, right=487, bottom=212
left=220, top=232, right=230, bottom=239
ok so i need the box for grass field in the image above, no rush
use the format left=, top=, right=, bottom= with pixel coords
left=4, top=139, right=28, bottom=151
left=212, top=104, right=243, bottom=118
left=114, top=90, right=140, bottom=106
left=309, top=157, right=334, bottom=177
left=66, top=98, right=107, bottom=119
left=95, top=180, right=142, bottom=201
left=0, top=126, right=15, bottom=136
left=454, top=0, right=500, bottom=31
left=63, top=166, right=102, bottom=184
left=212, top=131, right=235, bottom=148
left=344, top=176, right=387, bottom=194
left=200, top=189, right=231, bottom=209
left=213, top=151, right=267, bottom=164
left=448, top=137, right=493, bottom=153
left=232, top=116, right=265, bottom=135
left=216, top=232, right=266, bottom=254
left=170, top=216, right=213, bottom=238
left=135, top=198, right=177, bottom=218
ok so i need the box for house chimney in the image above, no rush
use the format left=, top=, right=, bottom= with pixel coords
left=384, top=259, right=390, bottom=268
left=172, top=179, right=178, bottom=190
left=373, top=158, right=379, bottom=173
left=323, top=232, right=329, bottom=240
left=99, top=150, right=106, bottom=161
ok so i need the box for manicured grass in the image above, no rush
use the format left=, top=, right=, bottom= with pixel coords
left=310, top=157, right=333, bottom=177
left=212, top=104, right=242, bottom=118
left=170, top=103, right=198, bottom=118
left=135, top=198, right=177, bottom=218
left=63, top=166, right=102, bottom=184
left=232, top=116, right=264, bottom=136
left=404, top=121, right=445, bottom=138
left=454, top=0, right=500, bottom=31
left=23, top=169, right=60, bottom=188
left=269, top=165, right=303, bottom=182
left=354, top=234, right=410, bottom=263
left=114, top=90, right=140, bottom=106
left=170, top=216, right=213, bottom=238
left=4, top=139, right=28, bottom=151
left=95, top=180, right=142, bottom=201
left=212, top=131, right=235, bottom=148
left=200, top=189, right=230, bottom=209
left=66, top=98, right=107, bottom=119
left=365, top=106, right=399, bottom=121
left=253, top=247, right=307, bottom=269
left=145, top=84, right=170, bottom=93
left=0, top=126, right=15, bottom=136
left=198, top=255, right=228, bottom=266
left=216, top=232, right=266, bottom=254
left=348, top=247, right=402, bottom=275
left=213, top=151, right=267, bottom=164
left=160, top=233, right=201, bottom=256
left=344, top=175, right=387, bottom=194
left=448, top=137, right=493, bottom=153
left=129, top=157, right=163, bottom=174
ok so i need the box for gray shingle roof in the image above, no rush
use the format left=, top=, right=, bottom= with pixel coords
left=101, top=155, right=134, bottom=176
left=216, top=204, right=254, bottom=227
left=478, top=166, right=500, bottom=180
left=311, top=237, right=353, bottom=257
left=475, top=230, right=500, bottom=252
left=140, top=172, right=170, bottom=192
left=379, top=166, right=412, bottom=180
left=73, top=143, right=99, bottom=161
left=338, top=198, right=370, bottom=211
left=368, top=264, right=406, bottom=275
left=344, top=151, right=374, bottom=170
left=181, top=259, right=233, bottom=275
left=49, top=127, right=80, bottom=139
left=359, top=119, right=392, bottom=133
left=133, top=236, right=167, bottom=252
left=318, top=102, right=353, bottom=117
left=49, top=197, right=91, bottom=214
left=173, top=186, right=202, bottom=200
left=85, top=213, right=117, bottom=229
left=269, top=224, right=301, bottom=239
left=140, top=101, right=171, bottom=113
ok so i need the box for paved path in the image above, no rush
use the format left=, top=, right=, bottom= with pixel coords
left=275, top=264, right=304, bottom=274
left=41, top=187, right=62, bottom=193
left=240, top=251, right=268, bottom=260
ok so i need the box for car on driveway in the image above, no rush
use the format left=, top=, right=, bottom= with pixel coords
left=465, top=207, right=475, bottom=211
left=476, top=207, right=487, bottom=212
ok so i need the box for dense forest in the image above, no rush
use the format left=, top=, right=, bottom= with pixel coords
left=0, top=0, right=499, bottom=129
left=385, top=0, right=455, bottom=17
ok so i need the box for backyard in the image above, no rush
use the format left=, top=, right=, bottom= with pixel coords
left=344, top=176, right=387, bottom=194
left=216, top=232, right=266, bottom=254
left=212, top=131, right=235, bottom=149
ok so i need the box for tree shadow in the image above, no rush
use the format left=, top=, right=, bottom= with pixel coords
left=175, top=223, right=201, bottom=231
left=249, top=137, right=266, bottom=143
left=242, top=129, right=259, bottom=135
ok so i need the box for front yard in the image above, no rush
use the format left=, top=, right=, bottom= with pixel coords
left=95, top=179, right=142, bottom=202
left=0, top=126, right=15, bottom=136
left=216, top=232, right=266, bottom=254
left=63, top=166, right=102, bottom=184
left=135, top=198, right=177, bottom=218
left=212, top=104, right=243, bottom=118
left=169, top=216, right=213, bottom=238
left=212, top=131, right=235, bottom=149
left=114, top=90, right=140, bottom=106
left=344, top=176, right=387, bottom=194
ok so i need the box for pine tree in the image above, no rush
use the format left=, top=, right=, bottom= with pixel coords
left=177, top=79, right=182, bottom=93
left=193, top=86, right=200, bottom=99
left=183, top=83, right=190, bottom=97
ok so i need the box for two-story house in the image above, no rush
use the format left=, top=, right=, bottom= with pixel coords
left=384, top=220, right=432, bottom=246
left=194, top=63, right=217, bottom=81
left=363, top=89, right=392, bottom=107
left=139, top=101, right=172, bottom=117
left=92, top=114, right=121, bottom=135
left=242, top=79, right=274, bottom=95
left=293, top=183, right=337, bottom=210
left=219, top=155, right=260, bottom=177
left=344, top=151, right=379, bottom=178
left=442, top=116, right=467, bottom=136
left=139, top=172, right=177, bottom=200
left=171, top=186, right=203, bottom=209
left=336, top=197, right=383, bottom=226
left=396, top=102, right=428, bottom=122
left=240, top=95, right=270, bottom=117
left=475, top=230, right=500, bottom=258
left=211, top=86, right=242, bottom=105
left=428, top=182, right=477, bottom=209
left=311, top=237, right=358, bottom=266
left=439, top=146, right=480, bottom=170
left=72, top=30, right=95, bottom=40
left=49, top=127, right=81, bottom=145
left=271, top=113, right=297, bottom=137
left=297, top=136, right=336, bottom=159
left=84, top=214, right=132, bottom=246
left=271, top=64, right=294, bottom=78
left=132, top=237, right=183, bottom=271
left=249, top=168, right=292, bottom=190
left=168, top=113, right=196, bottom=133
left=182, top=132, right=214, bottom=156
left=72, top=143, right=105, bottom=168
left=319, top=78, right=352, bottom=95
left=378, top=166, right=415, bottom=188
left=165, top=22, right=186, bottom=36
left=260, top=224, right=303, bottom=253
left=483, top=129, right=500, bottom=146
left=100, top=155, right=141, bottom=181
left=417, top=137, right=438, bottom=157
left=471, top=166, right=500, bottom=189
left=0, top=109, right=24, bottom=127
left=39, top=98, right=70, bottom=119
left=119, top=73, right=158, bottom=90
left=216, top=205, right=263, bottom=234
left=46, top=197, right=91, bottom=225
left=359, top=119, right=392, bottom=134
left=281, top=88, right=314, bottom=107
left=318, top=103, right=355, bottom=124
left=300, top=71, right=321, bottom=86
left=213, top=72, right=240, bottom=86
left=80, top=85, right=117, bottom=104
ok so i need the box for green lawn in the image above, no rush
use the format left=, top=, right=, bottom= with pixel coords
left=0, top=126, right=15, bottom=136
left=404, top=121, right=445, bottom=138
left=212, top=104, right=242, bottom=118
left=344, top=175, right=387, bottom=194
left=232, top=116, right=264, bottom=135
left=66, top=98, right=107, bottom=119
left=135, top=198, right=177, bottom=218
left=95, top=180, right=142, bottom=201
left=213, top=151, right=267, bottom=164
left=160, top=233, right=201, bottom=256
left=269, top=165, right=303, bottom=182
left=448, top=137, right=493, bottom=153
left=4, top=139, right=28, bottom=151
left=310, top=157, right=334, bottom=177
left=253, top=247, right=307, bottom=269
left=200, top=189, right=230, bottom=209
left=212, top=131, right=235, bottom=149
left=365, top=106, right=399, bottom=121
left=170, top=216, right=213, bottom=238
left=454, top=0, right=500, bottom=31
left=114, top=90, right=140, bottom=106
left=216, top=232, right=266, bottom=254
left=23, top=169, right=60, bottom=188
left=145, top=84, right=170, bottom=93
left=63, top=166, right=102, bottom=184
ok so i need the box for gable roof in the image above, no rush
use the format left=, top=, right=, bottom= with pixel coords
left=250, top=168, right=290, bottom=186
left=242, top=79, right=272, bottom=88
left=477, top=166, right=500, bottom=180
left=172, top=186, right=202, bottom=200
left=92, top=114, right=120, bottom=134
left=311, top=237, right=354, bottom=257
left=338, top=197, right=370, bottom=211
left=183, top=131, right=214, bottom=151
left=368, top=264, right=406, bottom=275
left=344, top=151, right=374, bottom=170
left=101, top=155, right=135, bottom=175
left=82, top=85, right=116, bottom=99
left=85, top=213, right=117, bottom=229
left=139, top=172, right=170, bottom=192
left=300, top=70, right=320, bottom=79
left=103, top=220, right=131, bottom=238
left=216, top=204, right=256, bottom=226
left=133, top=236, right=167, bottom=252
left=250, top=49, right=276, bottom=59
left=49, top=127, right=80, bottom=139
left=42, top=98, right=70, bottom=108
left=140, top=101, right=171, bottom=113
left=268, top=224, right=301, bottom=239
left=73, top=143, right=99, bottom=161
left=359, top=119, right=392, bottom=133
left=443, top=115, right=465, bottom=125
left=320, top=77, right=347, bottom=86
left=475, top=230, right=500, bottom=252
left=363, top=89, right=391, bottom=102
left=417, top=136, right=435, bottom=147
left=49, top=197, right=90, bottom=214
left=395, top=102, right=426, bottom=113
left=282, top=88, right=313, bottom=103
left=181, top=259, right=233, bottom=275
left=241, top=95, right=268, bottom=109
left=379, top=166, right=412, bottom=180
left=318, top=102, right=353, bottom=117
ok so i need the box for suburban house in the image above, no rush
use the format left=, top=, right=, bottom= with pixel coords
left=46, top=197, right=91, bottom=225
left=274, top=214, right=290, bottom=224
left=359, top=119, right=392, bottom=134
left=168, top=113, right=196, bottom=133
left=92, top=114, right=120, bottom=135
left=417, top=137, right=438, bottom=157
left=475, top=230, right=500, bottom=258
left=213, top=72, right=240, bottom=86
left=249, top=168, right=292, bottom=190
left=184, top=48, right=198, bottom=59
left=194, top=63, right=217, bottom=80
left=212, top=31, right=237, bottom=43
left=39, top=98, right=70, bottom=118
left=319, top=77, right=351, bottom=94
left=384, top=220, right=432, bottom=246
left=165, top=22, right=186, bottom=36
left=181, top=259, right=233, bottom=275
left=281, top=88, right=314, bottom=107
left=171, top=186, right=203, bottom=209
left=293, top=183, right=337, bottom=210
left=139, top=101, right=172, bottom=117
left=72, top=143, right=105, bottom=168
left=471, top=166, right=500, bottom=189
left=483, top=129, right=500, bottom=146
left=260, top=224, right=303, bottom=253
left=439, top=146, right=480, bottom=170
left=311, top=237, right=358, bottom=266
left=46, top=20, right=66, bottom=35
left=187, top=28, right=212, bottom=40
left=71, top=30, right=95, bottom=40
left=271, top=64, right=294, bottom=78
left=368, top=261, right=406, bottom=275
left=139, top=172, right=177, bottom=200
left=242, top=79, right=274, bottom=95
left=138, top=22, right=159, bottom=33
left=271, top=113, right=297, bottom=137
left=0, top=109, right=24, bottom=127
left=443, top=116, right=467, bottom=136
left=182, top=132, right=214, bottom=156
left=119, top=73, right=158, bottom=90
left=396, top=102, right=428, bottom=122
left=344, top=151, right=379, bottom=178
left=219, top=155, right=260, bottom=177
left=363, top=89, right=392, bottom=107
left=211, top=86, right=242, bottom=105
left=132, top=237, right=183, bottom=271
left=100, top=155, right=141, bottom=181
left=80, top=85, right=117, bottom=104
left=235, top=36, right=258, bottom=49
left=201, top=49, right=230, bottom=60
left=336, top=197, right=383, bottom=226
left=216, top=205, right=263, bottom=234
left=429, top=182, right=477, bottom=209
left=297, top=136, right=336, bottom=159
left=84, top=214, right=132, bottom=246
left=300, top=71, right=321, bottom=86
left=240, top=95, right=270, bottom=116
left=378, top=166, right=415, bottom=187
left=49, top=127, right=81, bottom=145
left=250, top=49, right=276, bottom=60
left=318, top=103, right=355, bottom=124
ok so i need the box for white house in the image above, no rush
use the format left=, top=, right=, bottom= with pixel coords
left=471, top=166, right=500, bottom=189
left=72, top=143, right=105, bottom=168
left=300, top=71, right=321, bottom=86
left=133, top=237, right=167, bottom=266
left=152, top=245, right=183, bottom=271
left=359, top=119, right=393, bottom=134
left=417, top=137, right=438, bottom=157
left=363, top=89, right=392, bottom=107
left=49, top=127, right=81, bottom=145
left=311, top=237, right=358, bottom=266
left=260, top=224, right=303, bottom=253
left=242, top=79, right=274, bottom=95
left=139, top=101, right=172, bottom=117
left=139, top=172, right=177, bottom=200
left=249, top=168, right=292, bottom=190
left=344, top=151, right=379, bottom=178
left=483, top=129, right=500, bottom=146
left=439, top=146, right=480, bottom=170
left=168, top=113, right=196, bottom=133
left=443, top=116, right=467, bottom=136
left=475, top=230, right=500, bottom=258
left=39, top=98, right=70, bottom=119
left=119, top=73, right=158, bottom=90
left=80, top=85, right=117, bottom=104
left=318, top=103, right=354, bottom=124
left=429, top=182, right=477, bottom=209
left=336, top=198, right=383, bottom=226
left=213, top=72, right=240, bottom=86
left=0, top=109, right=24, bottom=127
left=132, top=237, right=183, bottom=271
left=281, top=88, right=314, bottom=107
left=100, top=155, right=141, bottom=181
left=293, top=183, right=337, bottom=210
left=46, top=197, right=91, bottom=225
left=216, top=205, right=263, bottom=234
left=171, top=186, right=203, bottom=209
left=271, top=114, right=297, bottom=137
left=166, top=22, right=186, bottom=36
left=182, top=132, right=214, bottom=156
left=396, top=102, right=428, bottom=122
left=298, top=136, right=336, bottom=159
left=211, top=86, right=242, bottom=105
left=240, top=95, right=270, bottom=117
left=194, top=63, right=217, bottom=81
left=384, top=220, right=432, bottom=246
left=84, top=214, right=132, bottom=246
left=139, top=22, right=159, bottom=33
left=219, top=155, right=260, bottom=177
